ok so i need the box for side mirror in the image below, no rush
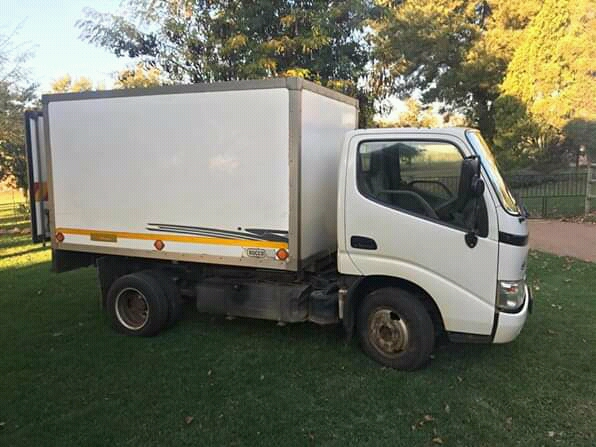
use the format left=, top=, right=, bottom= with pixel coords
left=461, top=157, right=484, bottom=248
left=471, top=176, right=485, bottom=197
left=461, top=156, right=484, bottom=199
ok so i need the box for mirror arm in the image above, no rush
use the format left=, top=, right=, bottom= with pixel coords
left=465, top=196, right=480, bottom=248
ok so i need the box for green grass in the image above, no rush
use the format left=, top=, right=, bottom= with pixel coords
left=520, top=196, right=586, bottom=218
left=0, top=189, right=30, bottom=233
left=1, top=237, right=595, bottom=446
left=0, top=189, right=26, bottom=204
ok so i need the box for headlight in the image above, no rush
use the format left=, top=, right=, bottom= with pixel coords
left=497, top=280, right=526, bottom=313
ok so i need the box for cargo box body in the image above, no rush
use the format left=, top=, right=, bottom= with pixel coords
left=43, top=78, right=358, bottom=271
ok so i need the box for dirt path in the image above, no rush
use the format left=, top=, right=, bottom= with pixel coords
left=528, top=219, right=596, bottom=262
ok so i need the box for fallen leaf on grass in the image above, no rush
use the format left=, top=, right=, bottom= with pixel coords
left=547, top=431, right=555, bottom=438
left=184, top=416, right=194, bottom=425
left=457, top=376, right=463, bottom=383
left=432, top=436, right=444, bottom=444
left=207, top=369, right=212, bottom=376
left=444, top=404, right=450, bottom=414
left=416, top=414, right=434, bottom=427
left=505, top=417, right=513, bottom=430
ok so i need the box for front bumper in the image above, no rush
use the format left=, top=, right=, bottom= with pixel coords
left=493, top=285, right=532, bottom=343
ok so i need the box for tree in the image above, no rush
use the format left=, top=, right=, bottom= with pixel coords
left=0, top=29, right=36, bottom=191
left=50, top=74, right=95, bottom=93
left=114, top=63, right=163, bottom=88
left=371, top=0, right=541, bottom=140
left=78, top=0, right=375, bottom=125
left=377, top=98, right=439, bottom=128
left=494, top=0, right=596, bottom=165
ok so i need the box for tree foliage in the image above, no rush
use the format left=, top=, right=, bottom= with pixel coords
left=494, top=0, right=596, bottom=164
left=115, top=63, right=163, bottom=88
left=78, top=0, right=375, bottom=124
left=371, top=0, right=541, bottom=140
left=50, top=74, right=95, bottom=93
left=0, top=30, right=36, bottom=191
left=377, top=98, right=438, bottom=128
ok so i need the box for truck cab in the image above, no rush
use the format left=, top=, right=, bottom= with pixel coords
left=337, top=128, right=531, bottom=368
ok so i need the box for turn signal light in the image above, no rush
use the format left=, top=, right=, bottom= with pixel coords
left=276, top=248, right=289, bottom=261
left=154, top=240, right=165, bottom=251
left=55, top=232, right=64, bottom=242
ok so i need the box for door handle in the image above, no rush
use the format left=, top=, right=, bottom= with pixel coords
left=351, top=236, right=377, bottom=250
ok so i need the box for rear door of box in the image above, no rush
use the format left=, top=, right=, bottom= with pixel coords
left=25, top=111, right=50, bottom=243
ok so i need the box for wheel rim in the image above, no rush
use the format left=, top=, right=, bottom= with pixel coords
left=115, top=287, right=149, bottom=330
left=368, top=307, right=410, bottom=358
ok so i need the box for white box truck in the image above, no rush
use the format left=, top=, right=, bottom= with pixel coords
left=26, top=78, right=532, bottom=370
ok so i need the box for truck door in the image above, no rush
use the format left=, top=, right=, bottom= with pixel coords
left=343, top=133, right=499, bottom=336
left=25, top=111, right=50, bottom=243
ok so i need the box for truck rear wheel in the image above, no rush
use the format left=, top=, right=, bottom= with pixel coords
left=106, top=272, right=169, bottom=336
left=143, top=269, right=184, bottom=328
left=357, top=287, right=435, bottom=370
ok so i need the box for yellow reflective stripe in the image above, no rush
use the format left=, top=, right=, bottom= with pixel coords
left=56, top=227, right=288, bottom=249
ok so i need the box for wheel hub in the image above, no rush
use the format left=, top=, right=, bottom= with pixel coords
left=369, top=309, right=409, bottom=357
left=115, top=288, right=149, bottom=330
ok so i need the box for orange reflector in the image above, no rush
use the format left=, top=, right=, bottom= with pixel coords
left=276, top=248, right=289, bottom=261
left=55, top=232, right=64, bottom=242
left=154, top=240, right=165, bottom=251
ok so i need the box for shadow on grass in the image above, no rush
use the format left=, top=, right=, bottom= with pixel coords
left=0, top=245, right=47, bottom=261
left=0, top=235, right=34, bottom=250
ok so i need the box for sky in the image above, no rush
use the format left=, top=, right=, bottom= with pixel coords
left=1, top=0, right=128, bottom=92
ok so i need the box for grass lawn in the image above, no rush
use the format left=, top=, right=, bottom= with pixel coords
left=0, top=190, right=30, bottom=233
left=1, top=236, right=595, bottom=446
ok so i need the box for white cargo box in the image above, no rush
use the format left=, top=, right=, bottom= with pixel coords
left=43, top=78, right=358, bottom=271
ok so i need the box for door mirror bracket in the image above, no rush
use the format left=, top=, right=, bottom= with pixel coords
left=461, top=156, right=484, bottom=248
left=465, top=231, right=478, bottom=248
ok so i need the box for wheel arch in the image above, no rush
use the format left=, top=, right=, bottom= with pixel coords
left=343, top=275, right=445, bottom=340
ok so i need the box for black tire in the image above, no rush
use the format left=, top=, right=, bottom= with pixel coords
left=357, top=287, right=435, bottom=370
left=143, top=269, right=184, bottom=329
left=106, top=272, right=169, bottom=336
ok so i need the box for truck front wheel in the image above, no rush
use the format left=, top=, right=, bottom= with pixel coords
left=357, top=287, right=435, bottom=370
left=106, top=272, right=169, bottom=336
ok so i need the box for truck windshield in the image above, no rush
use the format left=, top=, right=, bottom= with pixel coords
left=466, top=130, right=520, bottom=215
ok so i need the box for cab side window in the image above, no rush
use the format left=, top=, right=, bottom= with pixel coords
left=357, top=140, right=486, bottom=233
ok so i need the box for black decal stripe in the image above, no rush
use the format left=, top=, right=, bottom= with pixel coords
left=146, top=223, right=289, bottom=243
left=147, top=223, right=253, bottom=239
left=147, top=227, right=264, bottom=241
left=245, top=230, right=289, bottom=243
left=498, top=231, right=528, bottom=247
left=245, top=228, right=289, bottom=235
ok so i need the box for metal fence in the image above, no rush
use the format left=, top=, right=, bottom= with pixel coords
left=406, top=171, right=588, bottom=218
left=0, top=200, right=30, bottom=235
left=506, top=172, right=588, bottom=218
left=0, top=171, right=590, bottom=235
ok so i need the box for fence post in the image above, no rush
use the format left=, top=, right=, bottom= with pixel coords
left=586, top=163, right=596, bottom=216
